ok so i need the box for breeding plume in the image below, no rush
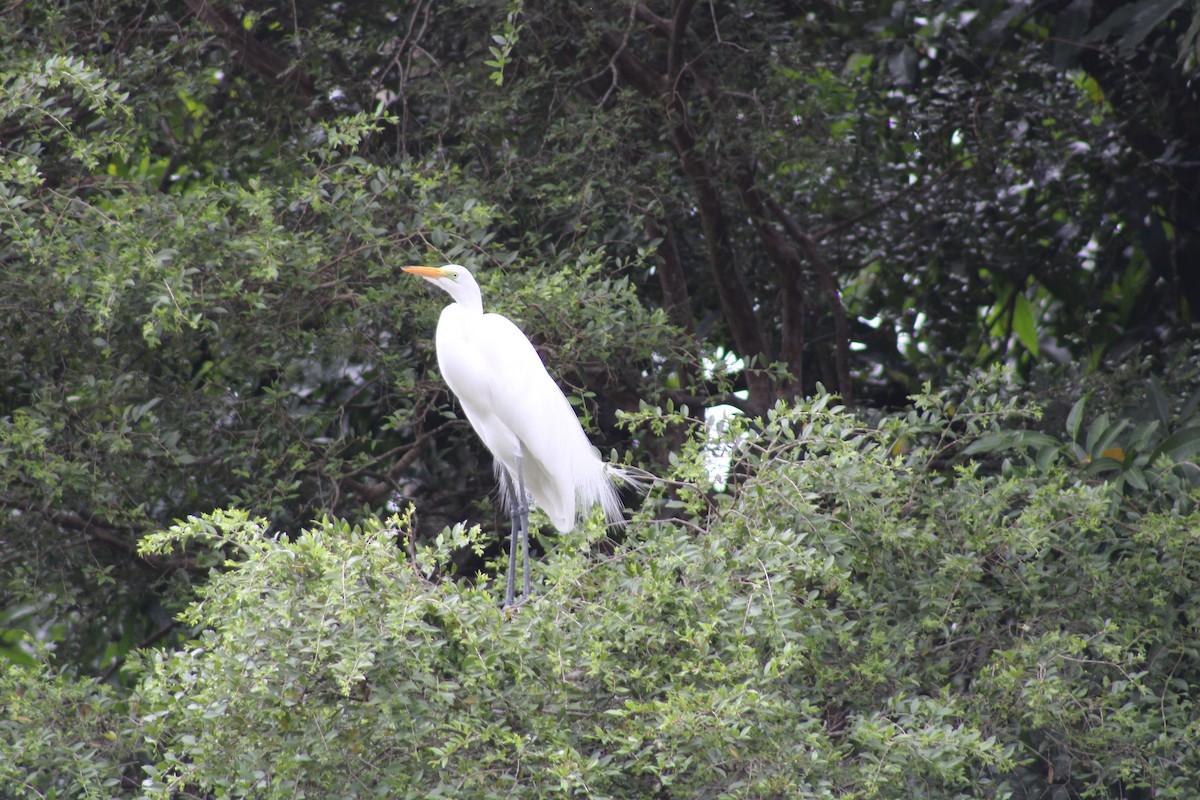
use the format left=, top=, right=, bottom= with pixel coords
left=403, top=264, right=625, bottom=607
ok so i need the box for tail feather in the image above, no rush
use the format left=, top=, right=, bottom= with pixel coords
left=495, top=448, right=647, bottom=532
left=582, top=461, right=647, bottom=528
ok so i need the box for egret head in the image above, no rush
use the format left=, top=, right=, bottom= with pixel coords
left=402, top=264, right=481, bottom=310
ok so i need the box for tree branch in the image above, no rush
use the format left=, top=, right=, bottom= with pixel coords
left=597, top=30, right=666, bottom=96
left=645, top=217, right=695, bottom=335
left=99, top=620, right=182, bottom=683
left=733, top=163, right=809, bottom=397
left=666, top=0, right=698, bottom=89
left=184, top=0, right=318, bottom=109
left=815, top=156, right=967, bottom=242
left=596, top=4, right=775, bottom=413
left=2, top=497, right=199, bottom=573
left=765, top=194, right=854, bottom=405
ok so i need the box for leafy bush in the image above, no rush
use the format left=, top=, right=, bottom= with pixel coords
left=0, top=656, right=138, bottom=797
left=6, top=375, right=1196, bottom=798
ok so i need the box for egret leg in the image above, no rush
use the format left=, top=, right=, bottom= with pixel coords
left=516, top=456, right=531, bottom=602
left=504, top=498, right=519, bottom=608
left=501, top=451, right=531, bottom=608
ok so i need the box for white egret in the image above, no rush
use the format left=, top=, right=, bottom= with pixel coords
left=403, top=264, right=626, bottom=607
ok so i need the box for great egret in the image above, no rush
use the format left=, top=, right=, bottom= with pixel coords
left=403, top=264, right=626, bottom=607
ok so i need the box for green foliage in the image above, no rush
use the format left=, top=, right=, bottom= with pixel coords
left=5, top=0, right=1198, bottom=672
left=485, top=0, right=525, bottom=86
left=7, top=378, right=1199, bottom=798
left=4, top=2, right=1200, bottom=797
left=970, top=359, right=1200, bottom=507
left=0, top=3, right=673, bottom=670
left=0, top=655, right=138, bottom=797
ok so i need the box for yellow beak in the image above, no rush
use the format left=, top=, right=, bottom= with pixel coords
left=402, top=266, right=447, bottom=278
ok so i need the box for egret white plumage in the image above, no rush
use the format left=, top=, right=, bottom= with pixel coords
left=403, top=264, right=626, bottom=607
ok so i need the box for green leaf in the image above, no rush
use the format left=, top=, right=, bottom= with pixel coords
left=1036, top=443, right=1059, bottom=472
left=1091, top=417, right=1129, bottom=457
left=1149, top=426, right=1200, bottom=464
left=1147, top=376, right=1171, bottom=426
left=962, top=430, right=1059, bottom=456
left=1124, top=465, right=1149, bottom=491
left=1011, top=293, right=1039, bottom=356
left=1066, top=395, right=1089, bottom=442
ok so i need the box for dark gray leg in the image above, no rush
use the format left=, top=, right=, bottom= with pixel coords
left=516, top=454, right=531, bottom=602
left=504, top=498, right=519, bottom=608
left=502, top=447, right=531, bottom=608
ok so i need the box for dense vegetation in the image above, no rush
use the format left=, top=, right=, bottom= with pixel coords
left=3, top=1, right=1199, bottom=797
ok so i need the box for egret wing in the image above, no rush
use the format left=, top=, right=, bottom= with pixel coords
left=436, top=305, right=618, bottom=531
